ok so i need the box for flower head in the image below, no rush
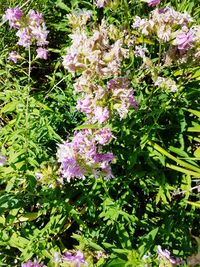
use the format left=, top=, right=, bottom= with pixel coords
left=2, top=7, right=23, bottom=29
left=147, top=0, right=160, bottom=7
left=36, top=47, right=48, bottom=60
left=157, top=246, right=182, bottom=265
left=175, top=29, right=194, bottom=50
left=8, top=51, right=20, bottom=63
left=96, top=0, right=109, bottom=8
left=57, top=129, right=115, bottom=181
left=21, top=259, right=45, bottom=267
left=63, top=251, right=88, bottom=267
left=0, top=154, right=6, bottom=166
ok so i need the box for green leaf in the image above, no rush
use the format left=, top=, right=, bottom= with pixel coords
left=187, top=109, right=200, bottom=119
left=188, top=125, right=200, bottom=132
left=1, top=101, right=19, bottom=114
left=55, top=0, right=71, bottom=11
left=106, top=258, right=127, bottom=267
left=138, top=227, right=159, bottom=255
left=187, top=201, right=200, bottom=208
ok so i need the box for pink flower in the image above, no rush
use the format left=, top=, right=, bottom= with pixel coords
left=147, top=0, right=160, bottom=7
left=63, top=251, right=88, bottom=267
left=21, top=259, right=45, bottom=267
left=16, top=28, right=32, bottom=47
left=175, top=30, right=194, bottom=50
left=31, top=24, right=49, bottom=46
left=76, top=96, right=93, bottom=113
left=2, top=7, right=23, bottom=29
left=95, top=128, right=113, bottom=145
left=94, top=106, right=110, bottom=124
left=28, top=10, right=43, bottom=26
left=8, top=51, right=20, bottom=63
left=0, top=154, right=6, bottom=166
left=57, top=129, right=115, bottom=181
left=157, top=246, right=182, bottom=265
left=135, top=45, right=148, bottom=58
left=36, top=47, right=48, bottom=60
left=96, top=0, right=109, bottom=8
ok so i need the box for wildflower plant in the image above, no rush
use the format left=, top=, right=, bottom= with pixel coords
left=0, top=0, right=200, bottom=266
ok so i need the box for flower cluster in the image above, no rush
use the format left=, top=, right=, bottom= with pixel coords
left=53, top=251, right=88, bottom=267
left=157, top=246, right=182, bottom=265
left=63, top=21, right=127, bottom=78
left=132, top=4, right=200, bottom=92
left=7, top=51, right=21, bottom=63
left=63, top=18, right=137, bottom=123
left=133, top=6, right=200, bottom=61
left=155, top=76, right=178, bottom=92
left=57, top=129, right=114, bottom=181
left=67, top=9, right=92, bottom=29
left=58, top=11, right=138, bottom=181
left=133, top=7, right=194, bottom=43
left=96, top=0, right=109, bottom=8
left=63, top=251, right=88, bottom=267
left=21, top=259, right=45, bottom=267
left=22, top=251, right=88, bottom=267
left=134, top=45, right=148, bottom=58
left=2, top=7, right=48, bottom=61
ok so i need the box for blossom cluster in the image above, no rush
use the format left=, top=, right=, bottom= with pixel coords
left=22, top=251, right=88, bottom=267
left=132, top=4, right=200, bottom=93
left=63, top=20, right=128, bottom=78
left=157, top=246, right=182, bottom=265
left=62, top=251, right=88, bottom=267
left=63, top=17, right=137, bottom=123
left=58, top=11, right=138, bottom=181
left=21, top=259, right=45, bottom=267
left=57, top=128, right=115, bottom=181
left=2, top=7, right=48, bottom=62
left=155, top=76, right=178, bottom=92
left=132, top=5, right=200, bottom=58
left=133, top=7, right=194, bottom=43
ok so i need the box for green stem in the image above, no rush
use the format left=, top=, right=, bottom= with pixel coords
left=25, top=47, right=31, bottom=161
left=158, top=42, right=162, bottom=66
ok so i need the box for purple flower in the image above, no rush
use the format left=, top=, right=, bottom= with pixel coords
left=76, top=96, right=93, bottom=113
left=28, top=10, right=43, bottom=26
left=16, top=28, right=32, bottom=47
left=63, top=251, right=88, bottom=267
left=31, top=24, right=49, bottom=46
left=176, top=30, right=194, bottom=50
left=157, top=246, right=182, bottom=265
left=3, top=7, right=48, bottom=52
left=95, top=128, right=113, bottom=145
left=93, top=106, right=110, bottom=124
left=134, top=45, right=148, bottom=58
left=0, top=154, right=6, bottom=166
left=96, top=0, right=109, bottom=8
left=57, top=129, right=115, bottom=181
left=36, top=47, right=48, bottom=60
left=53, top=252, right=62, bottom=263
left=8, top=51, right=20, bottom=63
left=147, top=0, right=160, bottom=7
left=2, top=7, right=23, bottom=29
left=21, top=259, right=45, bottom=267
